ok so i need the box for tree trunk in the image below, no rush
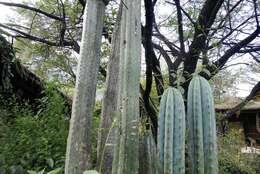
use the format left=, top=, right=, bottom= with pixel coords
left=96, top=4, right=122, bottom=174
left=112, top=0, right=141, bottom=173
left=65, top=0, right=106, bottom=173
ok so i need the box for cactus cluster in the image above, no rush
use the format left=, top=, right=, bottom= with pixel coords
left=157, top=75, right=218, bottom=174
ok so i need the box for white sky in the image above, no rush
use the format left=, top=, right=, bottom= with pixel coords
left=0, top=0, right=258, bottom=98
left=0, top=2, right=15, bottom=22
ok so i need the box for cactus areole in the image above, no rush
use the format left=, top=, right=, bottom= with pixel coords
left=158, top=87, right=185, bottom=174
left=187, top=75, right=218, bottom=174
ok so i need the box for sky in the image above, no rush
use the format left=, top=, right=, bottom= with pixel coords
left=0, top=2, right=14, bottom=22
left=0, top=0, right=258, bottom=98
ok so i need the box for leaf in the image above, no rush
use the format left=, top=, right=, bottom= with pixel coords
left=38, top=169, right=45, bottom=174
left=202, top=68, right=211, bottom=77
left=46, top=158, right=54, bottom=168
left=47, top=168, right=62, bottom=174
left=27, top=171, right=37, bottom=174
left=83, top=170, right=100, bottom=174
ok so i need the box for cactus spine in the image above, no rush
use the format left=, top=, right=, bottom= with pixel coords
left=187, top=75, right=218, bottom=174
left=158, top=87, right=185, bottom=174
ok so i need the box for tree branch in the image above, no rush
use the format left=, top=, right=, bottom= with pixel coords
left=223, top=81, right=260, bottom=120
left=238, top=47, right=260, bottom=53
left=173, top=0, right=185, bottom=53
left=212, top=27, right=260, bottom=73
left=182, top=0, right=224, bottom=97
left=183, top=0, right=224, bottom=78
left=143, top=0, right=164, bottom=98
left=0, top=23, right=74, bottom=47
left=0, top=1, right=64, bottom=21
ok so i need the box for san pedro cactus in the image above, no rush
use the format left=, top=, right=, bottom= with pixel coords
left=65, top=0, right=106, bottom=173
left=187, top=75, right=218, bottom=174
left=139, top=131, right=157, bottom=174
left=111, top=0, right=141, bottom=174
left=158, top=87, right=185, bottom=174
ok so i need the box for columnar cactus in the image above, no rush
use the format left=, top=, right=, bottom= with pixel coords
left=139, top=131, right=157, bottom=174
left=111, top=0, right=141, bottom=174
left=65, top=0, right=106, bottom=173
left=158, top=87, right=185, bottom=174
left=187, top=75, right=218, bottom=174
left=97, top=4, right=122, bottom=174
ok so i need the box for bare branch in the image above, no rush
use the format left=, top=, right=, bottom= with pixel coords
left=143, top=0, right=164, bottom=97
left=213, top=27, right=260, bottom=71
left=174, top=0, right=185, bottom=53
left=0, top=1, right=64, bottom=21
left=238, top=47, right=260, bottom=53
left=153, top=26, right=180, bottom=56
left=165, top=1, right=196, bottom=25
left=0, top=23, right=78, bottom=51
left=223, top=81, right=260, bottom=120
left=249, top=53, right=260, bottom=63
left=183, top=0, right=224, bottom=79
left=253, top=0, right=259, bottom=26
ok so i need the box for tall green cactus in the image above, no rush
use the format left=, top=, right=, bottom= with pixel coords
left=187, top=75, right=218, bottom=174
left=158, top=87, right=185, bottom=174
left=65, top=0, right=106, bottom=173
left=111, top=0, right=141, bottom=174
left=139, top=131, right=157, bottom=174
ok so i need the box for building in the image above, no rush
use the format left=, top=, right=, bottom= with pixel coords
left=215, top=95, right=260, bottom=147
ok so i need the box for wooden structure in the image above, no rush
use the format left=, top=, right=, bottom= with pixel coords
left=216, top=94, right=260, bottom=147
left=0, top=35, right=71, bottom=108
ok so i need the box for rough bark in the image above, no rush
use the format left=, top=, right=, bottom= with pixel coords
left=96, top=4, right=122, bottom=174
left=64, top=0, right=106, bottom=173
left=112, top=0, right=141, bottom=173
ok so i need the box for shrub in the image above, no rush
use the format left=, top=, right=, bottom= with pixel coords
left=0, top=84, right=69, bottom=174
left=218, top=129, right=259, bottom=174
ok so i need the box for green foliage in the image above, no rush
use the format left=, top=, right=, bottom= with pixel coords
left=0, top=35, right=15, bottom=92
left=27, top=167, right=62, bottom=174
left=10, top=0, right=118, bottom=89
left=0, top=84, right=69, bottom=174
left=0, top=81, right=103, bottom=174
left=218, top=130, right=259, bottom=174
left=83, top=170, right=99, bottom=174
